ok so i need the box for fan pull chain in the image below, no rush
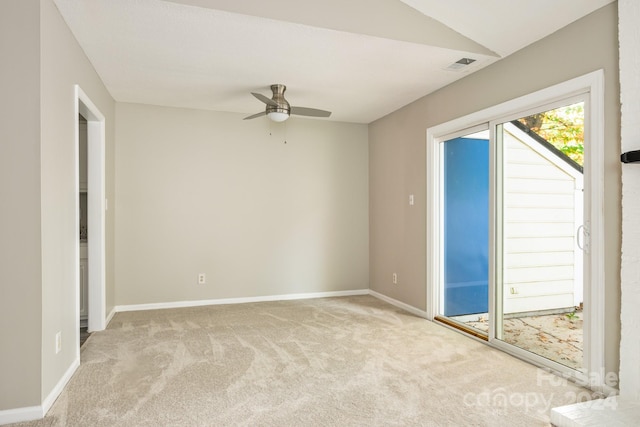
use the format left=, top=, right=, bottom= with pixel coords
left=266, top=120, right=287, bottom=144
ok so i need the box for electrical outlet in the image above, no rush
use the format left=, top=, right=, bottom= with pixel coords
left=198, top=273, right=206, bottom=285
left=409, top=194, right=414, bottom=206
left=55, top=332, right=62, bottom=354
left=392, top=273, right=398, bottom=285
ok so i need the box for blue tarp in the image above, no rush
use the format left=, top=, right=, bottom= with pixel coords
left=443, top=137, right=489, bottom=317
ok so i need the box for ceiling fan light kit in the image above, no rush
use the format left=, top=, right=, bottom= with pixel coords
left=245, top=84, right=331, bottom=122
left=267, top=111, right=289, bottom=122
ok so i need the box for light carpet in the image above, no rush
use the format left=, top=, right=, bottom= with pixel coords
left=12, top=295, right=592, bottom=426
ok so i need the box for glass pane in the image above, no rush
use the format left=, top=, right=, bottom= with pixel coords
left=516, top=103, right=584, bottom=167
left=442, top=130, right=489, bottom=334
left=497, top=103, right=584, bottom=369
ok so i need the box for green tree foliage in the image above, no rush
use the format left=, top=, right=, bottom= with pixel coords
left=518, top=102, right=584, bottom=166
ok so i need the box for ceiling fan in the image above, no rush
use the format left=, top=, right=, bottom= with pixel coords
left=244, top=84, right=332, bottom=122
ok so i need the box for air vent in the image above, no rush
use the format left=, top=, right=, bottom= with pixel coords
left=446, top=57, right=477, bottom=71
left=456, top=58, right=476, bottom=65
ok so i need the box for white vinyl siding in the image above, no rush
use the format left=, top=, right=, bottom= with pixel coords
left=503, top=123, right=583, bottom=314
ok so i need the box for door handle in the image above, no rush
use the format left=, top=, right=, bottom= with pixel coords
left=576, top=225, right=585, bottom=250
left=577, top=224, right=590, bottom=253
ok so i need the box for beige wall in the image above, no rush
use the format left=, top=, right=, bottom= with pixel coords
left=0, top=0, right=115, bottom=411
left=0, top=0, right=43, bottom=410
left=40, top=0, right=116, bottom=404
left=369, top=3, right=621, bottom=376
left=115, top=104, right=368, bottom=305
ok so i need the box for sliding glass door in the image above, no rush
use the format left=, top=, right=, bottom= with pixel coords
left=494, top=101, right=585, bottom=370
left=433, top=96, right=587, bottom=371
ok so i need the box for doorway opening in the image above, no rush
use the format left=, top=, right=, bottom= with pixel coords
left=438, top=103, right=585, bottom=369
left=78, top=114, right=89, bottom=344
left=427, top=71, right=605, bottom=388
left=435, top=125, right=490, bottom=340
left=75, top=85, right=106, bottom=358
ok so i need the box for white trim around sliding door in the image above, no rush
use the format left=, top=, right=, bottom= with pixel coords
left=426, top=70, right=605, bottom=390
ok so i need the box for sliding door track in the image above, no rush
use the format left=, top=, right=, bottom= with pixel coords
left=434, top=316, right=488, bottom=341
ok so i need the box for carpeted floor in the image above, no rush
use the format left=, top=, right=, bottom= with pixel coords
left=11, top=296, right=593, bottom=426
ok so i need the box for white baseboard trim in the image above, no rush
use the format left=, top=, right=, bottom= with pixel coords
left=105, top=306, right=116, bottom=327
left=368, top=290, right=429, bottom=319
left=42, top=357, right=80, bottom=415
left=0, top=405, right=42, bottom=426
left=115, top=289, right=370, bottom=313
left=0, top=357, right=79, bottom=426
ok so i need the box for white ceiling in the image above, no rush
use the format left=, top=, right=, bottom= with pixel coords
left=53, top=0, right=614, bottom=124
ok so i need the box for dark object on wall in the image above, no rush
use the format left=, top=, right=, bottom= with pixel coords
left=621, top=150, right=640, bottom=163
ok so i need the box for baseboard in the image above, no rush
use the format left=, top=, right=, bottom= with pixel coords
left=0, top=405, right=42, bottom=426
left=368, top=290, right=429, bottom=318
left=42, top=357, right=80, bottom=415
left=115, top=289, right=370, bottom=313
left=105, top=306, right=116, bottom=327
left=0, top=357, right=79, bottom=426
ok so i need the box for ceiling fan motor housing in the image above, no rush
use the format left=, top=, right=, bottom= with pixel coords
left=266, top=84, right=290, bottom=115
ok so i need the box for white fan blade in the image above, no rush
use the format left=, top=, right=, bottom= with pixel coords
left=251, top=92, right=278, bottom=107
left=291, top=106, right=331, bottom=118
left=243, top=111, right=266, bottom=120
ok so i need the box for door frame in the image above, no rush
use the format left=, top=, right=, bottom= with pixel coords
left=75, top=85, right=106, bottom=346
left=426, top=70, right=605, bottom=389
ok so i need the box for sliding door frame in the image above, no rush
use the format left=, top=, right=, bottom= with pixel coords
left=426, top=71, right=605, bottom=390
